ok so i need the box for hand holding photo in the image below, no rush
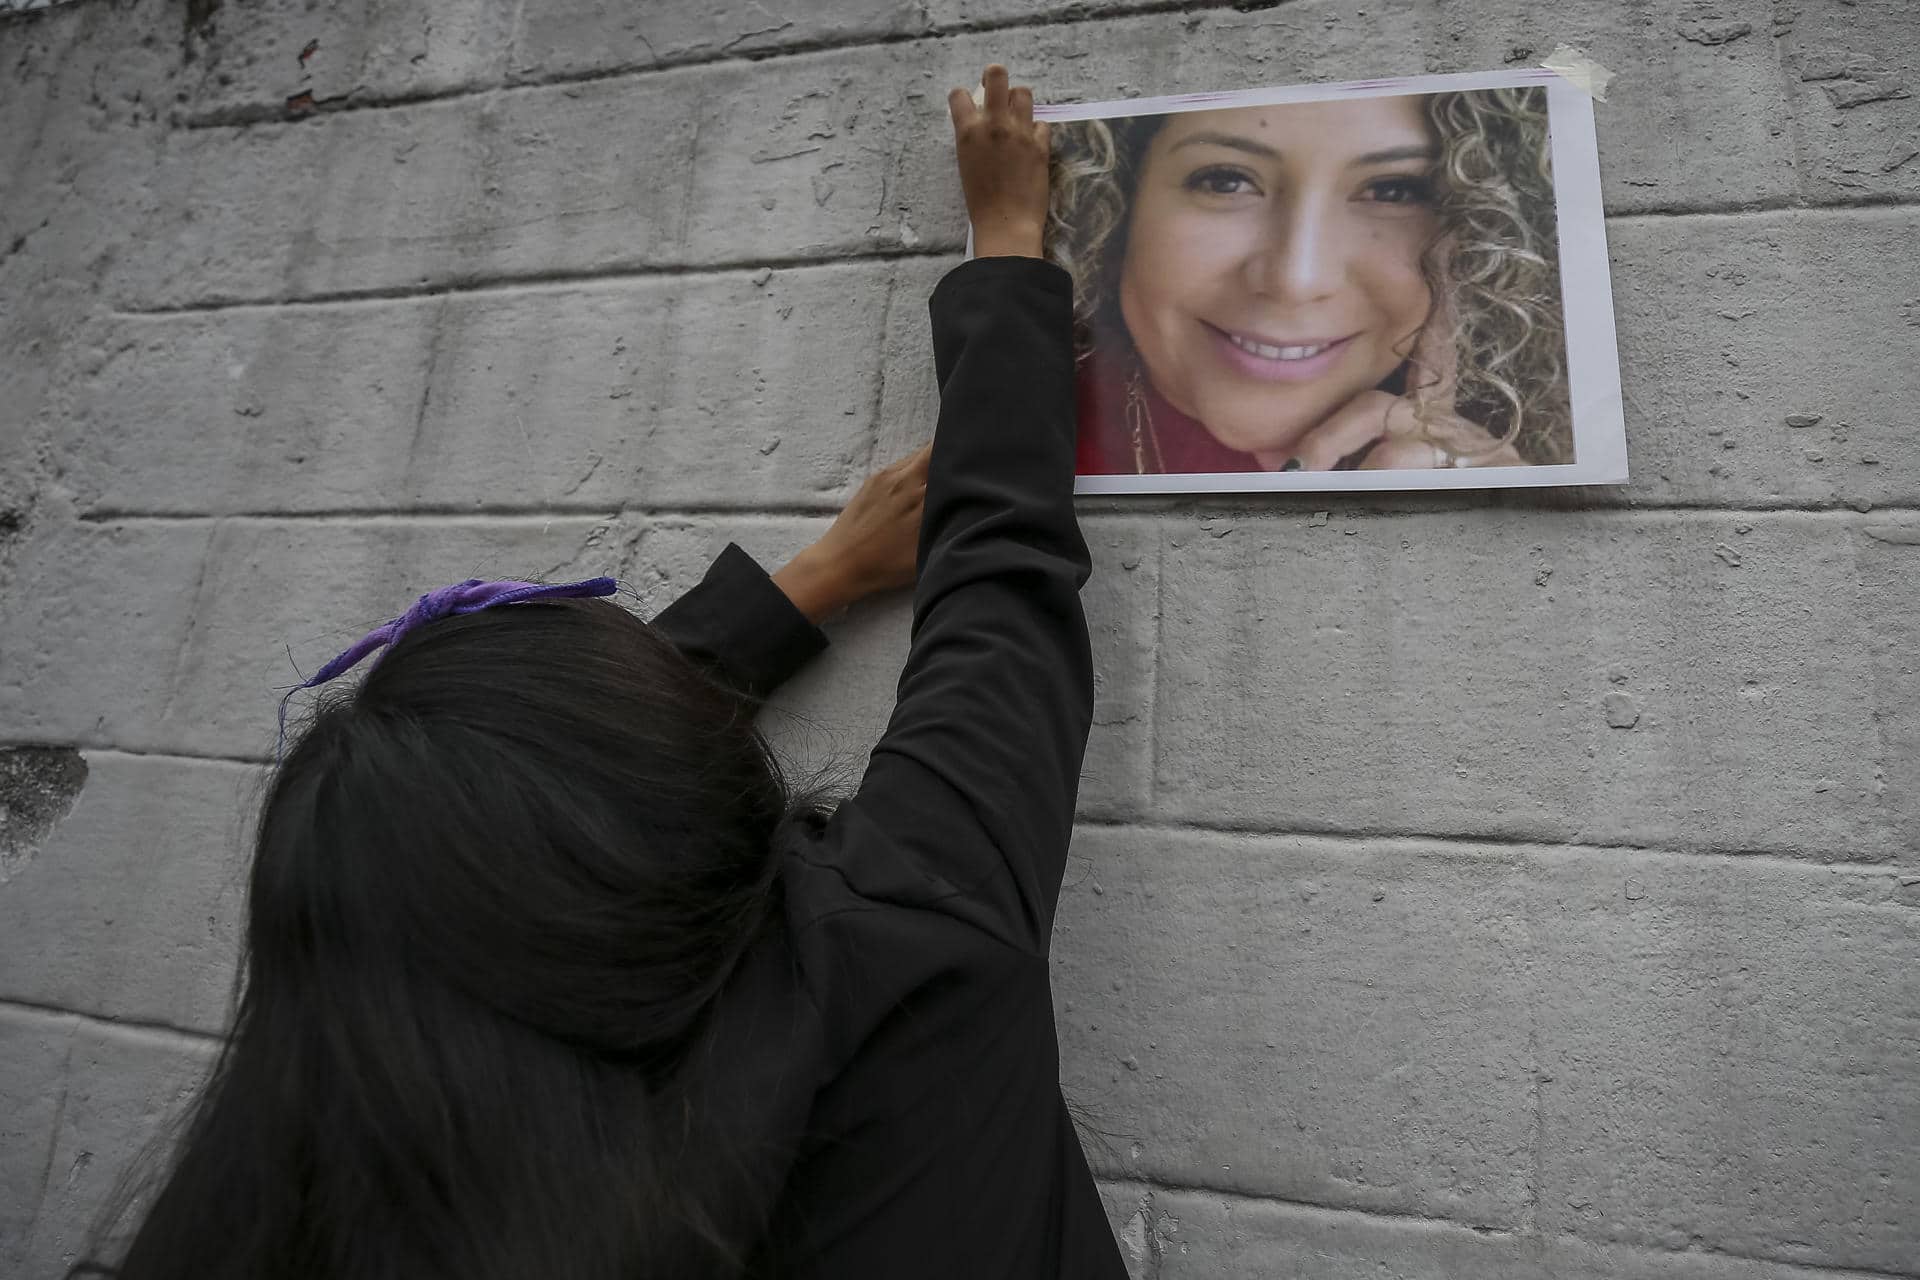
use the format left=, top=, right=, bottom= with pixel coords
left=1032, top=69, right=1627, bottom=493
left=948, top=63, right=1051, bottom=261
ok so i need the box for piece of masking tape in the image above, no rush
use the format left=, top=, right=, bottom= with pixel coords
left=970, top=83, right=987, bottom=110
left=1540, top=43, right=1615, bottom=101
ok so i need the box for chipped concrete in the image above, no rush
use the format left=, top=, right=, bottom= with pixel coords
left=0, top=747, right=88, bottom=885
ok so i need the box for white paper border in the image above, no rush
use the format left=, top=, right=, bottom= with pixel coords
left=1019, top=69, right=1627, bottom=496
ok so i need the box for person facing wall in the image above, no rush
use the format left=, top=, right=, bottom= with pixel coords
left=74, top=64, right=1132, bottom=1280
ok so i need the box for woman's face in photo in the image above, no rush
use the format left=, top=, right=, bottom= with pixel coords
left=1117, top=98, right=1441, bottom=460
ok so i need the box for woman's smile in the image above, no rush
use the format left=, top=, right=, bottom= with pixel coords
left=1204, top=321, right=1359, bottom=383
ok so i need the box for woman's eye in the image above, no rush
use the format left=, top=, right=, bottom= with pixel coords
left=1185, top=166, right=1259, bottom=197
left=1364, top=176, right=1435, bottom=205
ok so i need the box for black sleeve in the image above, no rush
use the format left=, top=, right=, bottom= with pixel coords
left=649, top=543, right=830, bottom=701
left=818, top=255, right=1091, bottom=956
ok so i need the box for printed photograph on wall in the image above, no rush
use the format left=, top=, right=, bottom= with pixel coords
left=1034, top=69, right=1628, bottom=494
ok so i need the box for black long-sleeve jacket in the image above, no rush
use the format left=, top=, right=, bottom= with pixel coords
left=650, top=257, right=1126, bottom=1278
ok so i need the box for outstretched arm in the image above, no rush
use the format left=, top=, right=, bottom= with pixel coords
left=822, top=66, right=1090, bottom=956
left=650, top=445, right=930, bottom=701
left=772, top=444, right=929, bottom=626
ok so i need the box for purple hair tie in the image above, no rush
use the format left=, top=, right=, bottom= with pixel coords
left=276, top=575, right=619, bottom=760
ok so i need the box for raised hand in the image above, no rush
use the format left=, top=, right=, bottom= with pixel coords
left=947, top=63, right=1051, bottom=260
left=772, top=444, right=932, bottom=623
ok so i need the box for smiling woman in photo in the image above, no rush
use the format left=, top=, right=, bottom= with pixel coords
left=1050, top=87, right=1572, bottom=475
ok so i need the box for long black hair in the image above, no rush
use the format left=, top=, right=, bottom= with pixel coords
left=82, top=598, right=808, bottom=1280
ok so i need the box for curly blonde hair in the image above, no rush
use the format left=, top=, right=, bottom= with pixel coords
left=1046, top=88, right=1572, bottom=464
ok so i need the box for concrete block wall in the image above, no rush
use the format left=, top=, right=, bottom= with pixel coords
left=2, top=0, right=1915, bottom=1275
